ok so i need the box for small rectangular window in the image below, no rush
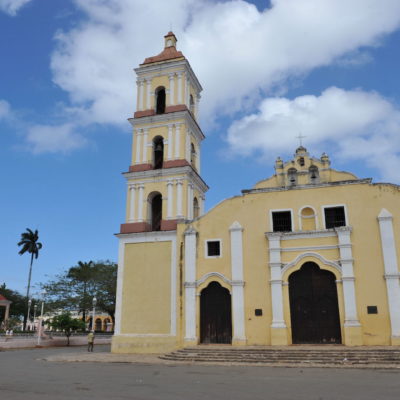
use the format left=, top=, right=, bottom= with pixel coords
left=324, top=206, right=346, bottom=229
left=207, top=240, right=221, bottom=257
left=272, top=211, right=292, bottom=232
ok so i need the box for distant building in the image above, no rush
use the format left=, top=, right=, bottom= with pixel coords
left=112, top=33, right=400, bottom=353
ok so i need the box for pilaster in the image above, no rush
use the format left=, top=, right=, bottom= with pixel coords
left=184, top=227, right=197, bottom=342
left=266, top=232, right=288, bottom=345
left=378, top=208, right=400, bottom=344
left=336, top=226, right=362, bottom=345
left=230, top=221, right=246, bottom=344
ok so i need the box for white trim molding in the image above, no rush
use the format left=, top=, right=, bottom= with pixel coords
left=281, top=252, right=342, bottom=276
left=378, top=208, right=400, bottom=338
left=229, top=221, right=246, bottom=342
left=184, top=227, right=197, bottom=341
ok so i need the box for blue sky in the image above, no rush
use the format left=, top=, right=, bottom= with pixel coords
left=1, top=0, right=400, bottom=295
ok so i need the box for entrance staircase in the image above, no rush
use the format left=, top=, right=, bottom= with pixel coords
left=160, top=346, right=400, bottom=367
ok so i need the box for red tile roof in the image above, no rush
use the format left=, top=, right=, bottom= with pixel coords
left=141, top=46, right=185, bottom=65
left=0, top=294, right=9, bottom=301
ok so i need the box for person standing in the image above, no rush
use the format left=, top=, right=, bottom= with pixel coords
left=87, top=330, right=95, bottom=352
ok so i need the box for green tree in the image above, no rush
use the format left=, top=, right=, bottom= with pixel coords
left=17, top=228, right=43, bottom=330
left=67, top=261, right=94, bottom=323
left=42, top=260, right=117, bottom=328
left=0, top=283, right=26, bottom=320
left=49, top=312, right=85, bottom=345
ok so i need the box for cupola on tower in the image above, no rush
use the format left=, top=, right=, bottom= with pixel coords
left=120, top=32, right=208, bottom=234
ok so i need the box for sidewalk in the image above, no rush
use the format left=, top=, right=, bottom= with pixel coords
left=43, top=348, right=400, bottom=369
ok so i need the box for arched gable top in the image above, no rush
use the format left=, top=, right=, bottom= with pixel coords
left=281, top=252, right=342, bottom=282
left=196, top=272, right=233, bottom=293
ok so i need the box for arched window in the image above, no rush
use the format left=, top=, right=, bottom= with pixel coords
left=190, top=143, right=196, bottom=167
left=193, top=197, right=199, bottom=219
left=300, top=207, right=316, bottom=231
left=190, top=94, right=195, bottom=114
left=287, top=168, right=297, bottom=185
left=155, top=86, right=166, bottom=114
left=298, top=157, right=305, bottom=167
left=148, top=192, right=162, bottom=231
left=309, top=165, right=319, bottom=183
left=153, top=136, right=164, bottom=169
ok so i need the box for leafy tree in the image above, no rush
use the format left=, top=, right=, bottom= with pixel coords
left=67, top=261, right=94, bottom=323
left=49, top=312, right=85, bottom=345
left=0, top=283, right=26, bottom=319
left=42, top=260, right=117, bottom=328
left=17, top=228, right=43, bottom=330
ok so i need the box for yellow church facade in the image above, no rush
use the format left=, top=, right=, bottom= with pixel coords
left=112, top=33, right=400, bottom=353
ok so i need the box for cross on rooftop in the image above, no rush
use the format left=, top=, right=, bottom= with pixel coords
left=296, top=133, right=306, bottom=147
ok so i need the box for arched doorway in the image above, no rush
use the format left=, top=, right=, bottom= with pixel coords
left=200, top=281, right=232, bottom=344
left=289, top=262, right=341, bottom=344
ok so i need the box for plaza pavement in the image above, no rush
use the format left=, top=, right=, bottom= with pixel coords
left=1, top=345, right=400, bottom=399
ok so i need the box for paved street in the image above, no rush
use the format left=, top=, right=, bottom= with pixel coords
left=1, top=345, right=400, bottom=399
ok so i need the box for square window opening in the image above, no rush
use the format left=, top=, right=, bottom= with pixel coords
left=324, top=206, right=346, bottom=229
left=272, top=211, right=292, bottom=232
left=207, top=241, right=221, bottom=257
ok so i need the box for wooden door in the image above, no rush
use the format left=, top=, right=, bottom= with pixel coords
left=289, top=262, right=341, bottom=344
left=200, top=282, right=232, bottom=344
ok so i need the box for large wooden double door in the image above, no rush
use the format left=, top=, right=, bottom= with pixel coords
left=289, top=262, right=341, bottom=344
left=200, top=282, right=232, bottom=344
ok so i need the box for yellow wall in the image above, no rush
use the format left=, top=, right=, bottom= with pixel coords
left=120, top=241, right=171, bottom=334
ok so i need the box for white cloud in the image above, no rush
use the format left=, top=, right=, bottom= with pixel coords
left=226, top=87, right=400, bottom=182
left=0, top=0, right=32, bottom=16
left=26, top=123, right=87, bottom=154
left=0, top=99, right=11, bottom=120
left=49, top=0, right=400, bottom=126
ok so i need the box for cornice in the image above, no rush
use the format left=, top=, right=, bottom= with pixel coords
left=242, top=178, right=372, bottom=194
left=128, top=109, right=205, bottom=141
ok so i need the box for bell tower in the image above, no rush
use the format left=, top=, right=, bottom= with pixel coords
left=120, top=32, right=208, bottom=234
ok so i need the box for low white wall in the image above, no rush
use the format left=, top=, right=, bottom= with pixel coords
left=0, top=335, right=112, bottom=349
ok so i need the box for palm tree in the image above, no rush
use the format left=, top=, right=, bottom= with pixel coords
left=18, top=228, right=42, bottom=330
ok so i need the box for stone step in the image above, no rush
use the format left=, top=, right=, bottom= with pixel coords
left=160, top=347, right=400, bottom=365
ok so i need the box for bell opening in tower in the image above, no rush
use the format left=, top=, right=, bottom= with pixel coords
left=153, top=136, right=164, bottom=169
left=155, top=86, right=166, bottom=114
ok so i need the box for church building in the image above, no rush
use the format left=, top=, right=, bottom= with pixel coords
left=111, top=33, right=400, bottom=353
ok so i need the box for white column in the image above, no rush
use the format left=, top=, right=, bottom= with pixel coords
left=176, top=179, right=183, bottom=218
left=184, top=227, right=197, bottom=341
left=378, top=209, right=400, bottom=338
left=137, top=80, right=144, bottom=111
left=169, top=73, right=175, bottom=105
left=336, top=227, right=360, bottom=327
left=266, top=233, right=286, bottom=328
left=135, top=129, right=142, bottom=164
left=174, top=124, right=180, bottom=159
left=146, top=79, right=152, bottom=110
left=185, top=130, right=191, bottom=161
left=167, top=124, right=173, bottom=160
left=177, top=72, right=183, bottom=104
left=167, top=180, right=174, bottom=219
left=137, top=184, right=145, bottom=222
left=230, top=221, right=246, bottom=342
left=187, top=183, right=193, bottom=220
left=142, top=128, right=148, bottom=163
left=185, top=77, right=190, bottom=107
left=128, top=185, right=137, bottom=222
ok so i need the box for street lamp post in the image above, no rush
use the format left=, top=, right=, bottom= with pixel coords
left=27, top=298, right=32, bottom=331
left=92, top=296, right=97, bottom=331
left=33, top=304, right=37, bottom=330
